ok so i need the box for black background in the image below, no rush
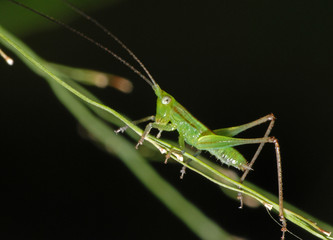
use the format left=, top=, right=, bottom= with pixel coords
left=1, top=0, right=333, bottom=239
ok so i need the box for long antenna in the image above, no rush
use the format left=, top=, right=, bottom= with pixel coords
left=61, top=0, right=158, bottom=87
left=7, top=0, right=156, bottom=88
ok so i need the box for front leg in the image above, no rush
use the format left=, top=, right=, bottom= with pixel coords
left=178, top=135, right=185, bottom=152
left=115, top=115, right=155, bottom=134
left=136, top=122, right=177, bottom=149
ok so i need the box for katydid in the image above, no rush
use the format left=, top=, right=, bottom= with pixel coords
left=116, top=77, right=287, bottom=239
left=112, top=25, right=288, bottom=240
left=7, top=0, right=287, bottom=238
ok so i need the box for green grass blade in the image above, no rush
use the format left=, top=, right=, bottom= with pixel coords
left=49, top=80, right=232, bottom=240
left=1, top=25, right=332, bottom=240
left=0, top=24, right=232, bottom=240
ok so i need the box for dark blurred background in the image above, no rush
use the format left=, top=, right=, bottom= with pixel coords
left=1, top=0, right=333, bottom=239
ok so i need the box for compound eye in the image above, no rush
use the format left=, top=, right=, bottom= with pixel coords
left=162, top=96, right=171, bottom=105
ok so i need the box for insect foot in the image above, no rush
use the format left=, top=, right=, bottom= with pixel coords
left=135, top=140, right=143, bottom=149
left=164, top=149, right=184, bottom=164
left=180, top=165, right=186, bottom=179
left=114, top=125, right=129, bottom=134
left=237, top=193, right=244, bottom=209
left=156, top=130, right=163, bottom=138
left=267, top=113, right=276, bottom=121
left=180, top=159, right=191, bottom=179
left=280, top=216, right=287, bottom=240
left=164, top=151, right=172, bottom=164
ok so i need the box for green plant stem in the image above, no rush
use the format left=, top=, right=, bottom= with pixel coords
left=1, top=25, right=332, bottom=240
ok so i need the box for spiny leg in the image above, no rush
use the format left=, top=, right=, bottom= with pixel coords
left=215, top=114, right=287, bottom=237
left=180, top=150, right=202, bottom=179
left=165, top=135, right=186, bottom=165
left=213, top=113, right=276, bottom=137
left=114, top=115, right=155, bottom=134
left=196, top=133, right=287, bottom=238
left=237, top=114, right=276, bottom=208
left=213, top=114, right=277, bottom=199
left=214, top=113, right=277, bottom=205
left=165, top=135, right=201, bottom=178
left=136, top=122, right=177, bottom=149
left=117, top=117, right=179, bottom=163
left=273, top=137, right=287, bottom=239
left=164, top=135, right=188, bottom=175
left=164, top=148, right=184, bottom=164
left=115, top=116, right=177, bottom=149
left=243, top=136, right=287, bottom=238
left=257, top=137, right=287, bottom=238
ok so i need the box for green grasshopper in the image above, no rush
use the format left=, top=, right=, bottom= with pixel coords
left=7, top=0, right=287, bottom=238
left=116, top=75, right=287, bottom=239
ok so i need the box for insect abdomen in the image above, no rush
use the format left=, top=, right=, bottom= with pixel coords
left=208, top=148, right=248, bottom=171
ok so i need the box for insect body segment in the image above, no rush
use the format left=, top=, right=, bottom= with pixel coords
left=129, top=85, right=287, bottom=237
left=142, top=84, right=250, bottom=171
left=208, top=148, right=248, bottom=170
